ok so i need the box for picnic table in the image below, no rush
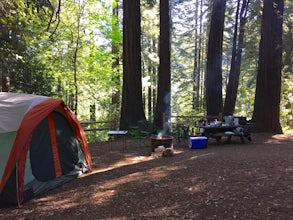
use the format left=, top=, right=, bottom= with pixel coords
left=198, top=124, right=252, bottom=144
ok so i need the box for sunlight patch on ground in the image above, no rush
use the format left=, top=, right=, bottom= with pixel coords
left=185, top=185, right=205, bottom=194
left=189, top=153, right=214, bottom=160
left=264, top=138, right=283, bottom=144
left=34, top=196, right=76, bottom=210
left=272, top=134, right=293, bottom=141
left=263, top=134, right=293, bottom=144
left=142, top=204, right=180, bottom=218
left=98, top=164, right=183, bottom=189
left=90, top=163, right=185, bottom=205
left=84, top=149, right=185, bottom=177
left=285, top=166, right=293, bottom=172
left=84, top=148, right=208, bottom=206
left=82, top=155, right=153, bottom=176
left=92, top=189, right=116, bottom=205
left=174, top=149, right=184, bottom=154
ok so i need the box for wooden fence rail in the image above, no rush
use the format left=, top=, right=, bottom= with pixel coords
left=80, top=115, right=221, bottom=134
left=80, top=117, right=203, bottom=134
left=80, top=120, right=116, bottom=132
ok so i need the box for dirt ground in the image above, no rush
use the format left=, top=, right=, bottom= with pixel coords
left=1, top=133, right=293, bottom=220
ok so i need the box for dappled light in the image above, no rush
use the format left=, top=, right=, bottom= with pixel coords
left=1, top=0, right=292, bottom=218
left=258, top=134, right=293, bottom=145
left=184, top=181, right=208, bottom=194
left=1, top=133, right=292, bottom=219
left=40, top=197, right=76, bottom=210
left=272, top=134, right=293, bottom=141
left=264, top=138, right=284, bottom=145
left=142, top=204, right=181, bottom=218
left=84, top=155, right=153, bottom=176
left=89, top=165, right=185, bottom=206
left=92, top=189, right=117, bottom=205
left=189, top=153, right=214, bottom=161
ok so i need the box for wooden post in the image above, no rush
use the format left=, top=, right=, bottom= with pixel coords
left=113, top=115, right=117, bottom=130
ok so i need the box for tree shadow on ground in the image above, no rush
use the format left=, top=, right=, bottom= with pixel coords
left=1, top=133, right=292, bottom=220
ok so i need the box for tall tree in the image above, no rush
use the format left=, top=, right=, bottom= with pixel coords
left=72, top=0, right=85, bottom=115
left=223, top=0, right=250, bottom=115
left=205, top=0, right=226, bottom=116
left=252, top=0, right=284, bottom=133
left=192, top=0, right=199, bottom=110
left=111, top=0, right=121, bottom=127
left=153, top=0, right=171, bottom=130
left=120, top=0, right=146, bottom=129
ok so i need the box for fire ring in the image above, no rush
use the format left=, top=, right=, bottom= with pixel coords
left=150, top=135, right=174, bottom=152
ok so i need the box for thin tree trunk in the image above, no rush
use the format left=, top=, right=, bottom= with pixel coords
left=148, top=85, right=152, bottom=120
left=152, top=60, right=157, bottom=119
left=152, top=39, right=157, bottom=119
left=147, top=44, right=152, bottom=121
left=111, top=1, right=120, bottom=125
left=192, top=0, right=198, bottom=110
left=72, top=0, right=85, bottom=115
left=198, top=0, right=204, bottom=108
left=73, top=21, right=80, bottom=115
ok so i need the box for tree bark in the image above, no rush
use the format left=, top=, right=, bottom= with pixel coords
left=205, top=0, right=226, bottom=116
left=223, top=0, right=250, bottom=115
left=192, top=0, right=199, bottom=110
left=153, top=0, right=171, bottom=131
left=120, top=0, right=146, bottom=130
left=252, top=0, right=284, bottom=133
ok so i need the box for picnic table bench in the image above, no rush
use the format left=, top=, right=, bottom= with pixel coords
left=199, top=124, right=252, bottom=144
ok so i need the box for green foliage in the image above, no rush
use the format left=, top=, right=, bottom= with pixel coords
left=170, top=0, right=208, bottom=116
left=1, top=0, right=292, bottom=140
left=38, top=0, right=122, bottom=120
left=280, top=71, right=293, bottom=133
left=280, top=0, right=293, bottom=132
left=1, top=0, right=123, bottom=129
left=0, top=0, right=54, bottom=95
left=142, top=0, right=157, bottom=8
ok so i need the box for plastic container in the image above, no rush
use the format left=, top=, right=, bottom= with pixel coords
left=189, top=136, right=208, bottom=149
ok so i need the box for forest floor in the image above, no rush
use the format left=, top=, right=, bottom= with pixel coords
left=0, top=133, right=293, bottom=220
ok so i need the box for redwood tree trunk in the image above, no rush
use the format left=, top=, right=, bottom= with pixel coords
left=223, top=0, right=250, bottom=115
left=153, top=0, right=171, bottom=131
left=120, top=0, right=146, bottom=130
left=205, top=0, right=226, bottom=116
left=252, top=0, right=284, bottom=133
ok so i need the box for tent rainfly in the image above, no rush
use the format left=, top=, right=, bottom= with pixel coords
left=0, top=92, right=91, bottom=205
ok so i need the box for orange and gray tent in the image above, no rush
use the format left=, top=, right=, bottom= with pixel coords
left=0, top=92, right=91, bottom=205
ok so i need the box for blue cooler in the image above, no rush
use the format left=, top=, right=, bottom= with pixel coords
left=189, top=136, right=208, bottom=149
